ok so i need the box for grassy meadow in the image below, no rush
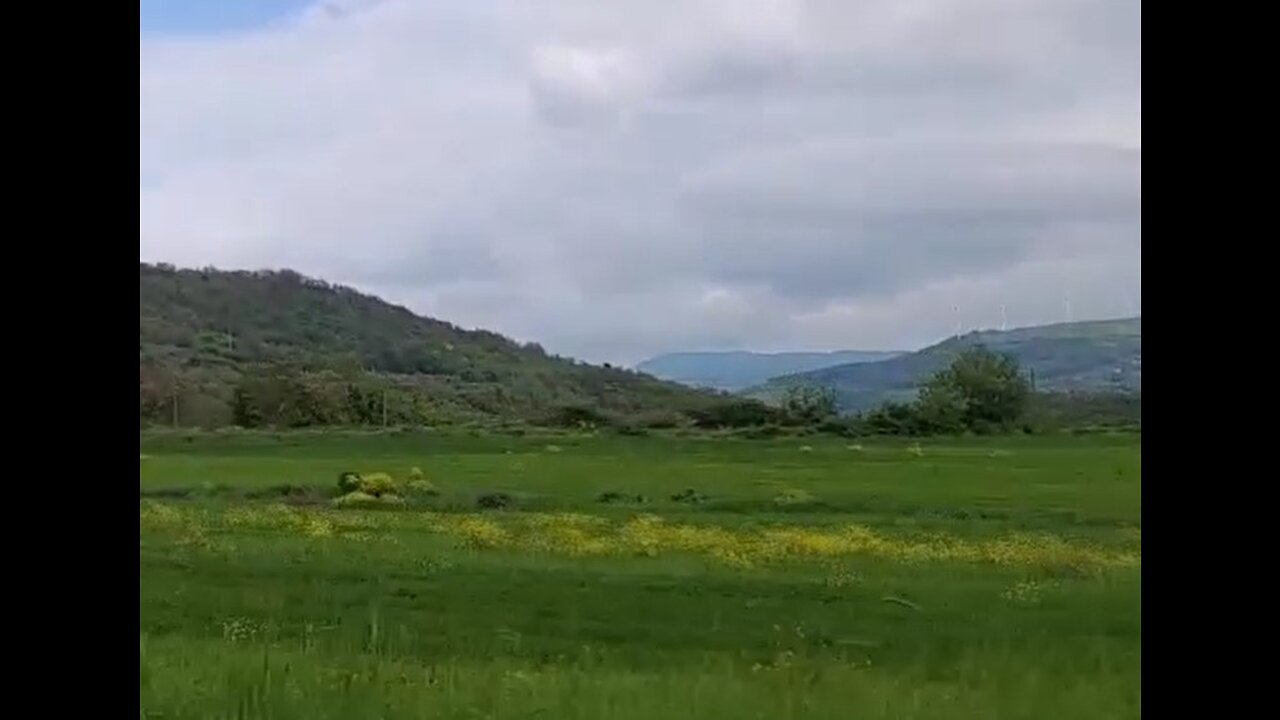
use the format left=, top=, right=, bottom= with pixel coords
left=139, top=430, right=1141, bottom=719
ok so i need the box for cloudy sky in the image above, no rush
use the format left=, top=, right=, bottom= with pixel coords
left=139, top=0, right=1140, bottom=365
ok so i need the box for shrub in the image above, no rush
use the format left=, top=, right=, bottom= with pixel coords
left=338, top=471, right=363, bottom=494
left=817, top=417, right=862, bottom=437
left=597, top=491, right=647, bottom=504
left=406, top=479, right=440, bottom=496
left=686, top=400, right=785, bottom=429
left=738, top=424, right=785, bottom=439
left=477, top=492, right=512, bottom=510
left=864, top=403, right=926, bottom=436
left=140, top=487, right=192, bottom=499
left=357, top=472, right=400, bottom=497
left=332, top=491, right=378, bottom=508
left=404, top=466, right=440, bottom=496
left=547, top=405, right=612, bottom=429
left=247, top=484, right=310, bottom=499
left=781, top=386, right=838, bottom=424
left=670, top=488, right=709, bottom=504
left=337, top=471, right=400, bottom=497
left=332, top=491, right=406, bottom=508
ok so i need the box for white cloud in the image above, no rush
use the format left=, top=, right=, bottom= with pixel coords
left=140, top=0, right=1140, bottom=365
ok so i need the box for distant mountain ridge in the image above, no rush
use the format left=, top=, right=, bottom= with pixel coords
left=744, top=318, right=1141, bottom=413
left=635, top=350, right=904, bottom=391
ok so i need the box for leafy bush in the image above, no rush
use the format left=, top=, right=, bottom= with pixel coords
left=331, top=491, right=378, bottom=508
left=338, top=471, right=363, bottom=494
left=737, top=423, right=785, bottom=439
left=477, top=492, right=512, bottom=509
left=357, top=472, right=400, bottom=497
left=406, top=480, right=440, bottom=496
left=246, top=484, right=311, bottom=499
left=332, top=491, right=406, bottom=508
left=335, top=471, right=400, bottom=497
left=596, top=491, right=647, bottom=504
left=404, top=466, right=440, bottom=496
left=864, top=403, right=926, bottom=436
left=547, top=405, right=612, bottom=429
left=685, top=400, right=785, bottom=429
left=817, top=417, right=862, bottom=437
left=781, top=386, right=838, bottom=424
left=670, top=488, right=709, bottom=504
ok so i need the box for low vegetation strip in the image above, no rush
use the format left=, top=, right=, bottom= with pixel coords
left=141, top=501, right=1138, bottom=571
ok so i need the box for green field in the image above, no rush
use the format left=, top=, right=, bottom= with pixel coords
left=139, top=431, right=1141, bottom=719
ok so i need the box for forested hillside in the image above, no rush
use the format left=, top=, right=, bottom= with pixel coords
left=140, top=264, right=720, bottom=427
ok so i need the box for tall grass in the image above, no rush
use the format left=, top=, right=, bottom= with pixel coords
left=140, top=431, right=1140, bottom=719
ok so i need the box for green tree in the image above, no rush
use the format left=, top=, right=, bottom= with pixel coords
left=914, top=380, right=967, bottom=434
left=782, top=385, right=838, bottom=424
left=231, top=385, right=262, bottom=427
left=918, top=346, right=1030, bottom=431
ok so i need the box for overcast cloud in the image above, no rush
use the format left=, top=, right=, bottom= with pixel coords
left=139, top=0, right=1140, bottom=365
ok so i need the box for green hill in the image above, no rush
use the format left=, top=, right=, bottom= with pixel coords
left=745, top=318, right=1141, bottom=413
left=139, top=264, right=720, bottom=427
left=634, top=350, right=903, bottom=391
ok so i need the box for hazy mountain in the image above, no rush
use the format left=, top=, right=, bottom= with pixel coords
left=635, top=350, right=904, bottom=391
left=744, top=318, right=1141, bottom=413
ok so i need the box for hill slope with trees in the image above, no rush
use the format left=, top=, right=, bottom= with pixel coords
left=745, top=318, right=1141, bottom=413
left=140, top=264, right=721, bottom=427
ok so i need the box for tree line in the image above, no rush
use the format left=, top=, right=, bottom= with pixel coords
left=141, top=346, right=1135, bottom=434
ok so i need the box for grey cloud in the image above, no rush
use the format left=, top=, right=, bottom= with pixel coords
left=662, top=46, right=1020, bottom=102
left=140, top=0, right=1140, bottom=364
